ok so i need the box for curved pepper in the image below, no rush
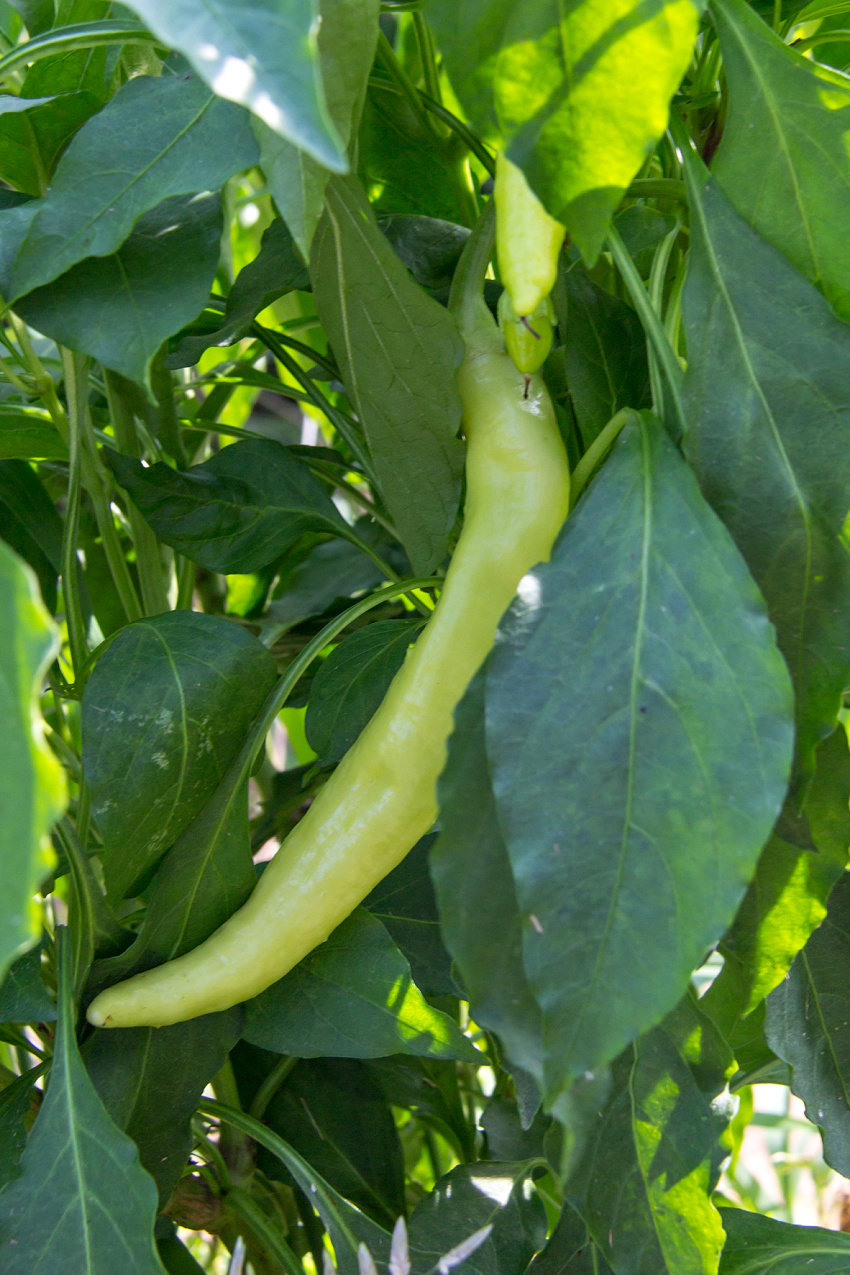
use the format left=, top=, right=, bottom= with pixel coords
left=495, top=152, right=565, bottom=319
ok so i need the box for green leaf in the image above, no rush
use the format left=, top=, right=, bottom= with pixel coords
left=0, top=930, right=166, bottom=1274
left=0, top=406, right=67, bottom=460
left=0, top=944, right=54, bottom=1022
left=15, top=191, right=222, bottom=386
left=118, top=0, right=347, bottom=171
left=718, top=1208, right=850, bottom=1273
left=82, top=1010, right=242, bottom=1203
left=306, top=618, right=424, bottom=763
left=364, top=834, right=457, bottom=998
left=0, top=541, right=65, bottom=979
left=485, top=412, right=793, bottom=1098
left=166, top=217, right=310, bottom=369
left=711, top=0, right=850, bottom=319
left=553, top=263, right=650, bottom=448
left=528, top=1204, right=614, bottom=1275
left=8, top=66, right=258, bottom=301
left=245, top=1055, right=406, bottom=1227
left=81, top=610, right=277, bottom=899
left=380, top=214, right=471, bottom=295
left=681, top=158, right=850, bottom=769
left=256, top=0, right=379, bottom=258
left=262, top=535, right=388, bottom=639
left=0, top=459, right=63, bottom=611
left=311, top=174, right=465, bottom=574
left=766, top=871, right=850, bottom=1176
left=408, top=1161, right=546, bottom=1275
left=427, top=0, right=700, bottom=260
left=243, top=907, right=480, bottom=1062
left=7, top=0, right=54, bottom=35
left=0, top=1068, right=41, bottom=1191
left=107, top=438, right=348, bottom=574
left=0, top=91, right=102, bottom=197
left=432, top=671, right=543, bottom=1084
left=155, top=1224, right=205, bottom=1275
left=567, top=998, right=732, bottom=1275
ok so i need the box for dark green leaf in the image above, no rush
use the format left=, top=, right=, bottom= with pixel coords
left=553, top=264, right=650, bottom=447
left=479, top=1098, right=549, bottom=1163
left=82, top=1009, right=242, bottom=1203
left=311, top=174, right=465, bottom=574
left=16, top=191, right=222, bottom=386
left=255, top=1057, right=405, bottom=1227
left=0, top=944, right=54, bottom=1022
left=9, top=67, right=258, bottom=300
left=681, top=158, right=850, bottom=769
left=0, top=91, right=102, bottom=197
left=711, top=0, right=850, bottom=319
left=8, top=0, right=53, bottom=34
left=155, top=1223, right=205, bottom=1275
left=408, top=1161, right=546, bottom=1275
left=243, top=907, right=480, bottom=1062
left=0, top=458, right=63, bottom=610
left=485, top=413, right=793, bottom=1098
left=0, top=931, right=166, bottom=1274
left=528, top=1204, right=614, bottom=1275
left=166, top=217, right=310, bottom=369
left=567, top=998, right=733, bottom=1275
left=0, top=406, right=66, bottom=460
left=118, top=0, right=347, bottom=170
left=306, top=618, right=423, bottom=763
left=766, top=870, right=850, bottom=1176
left=0, top=1068, right=40, bottom=1191
left=432, top=672, right=543, bottom=1083
left=380, top=215, right=470, bottom=295
left=81, top=610, right=277, bottom=899
left=107, top=438, right=348, bottom=574
left=364, top=834, right=457, bottom=998
left=0, top=542, right=65, bottom=979
left=365, top=1055, right=477, bottom=1163
left=257, top=0, right=378, bottom=258
left=718, top=1208, right=850, bottom=1273
left=262, top=535, right=387, bottom=639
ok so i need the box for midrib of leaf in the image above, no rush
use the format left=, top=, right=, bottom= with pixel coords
left=167, top=777, right=247, bottom=958
left=715, top=0, right=818, bottom=280
left=295, top=1095, right=394, bottom=1221
left=17, top=90, right=216, bottom=288
left=627, top=1042, right=668, bottom=1269
left=146, top=623, right=190, bottom=842
left=57, top=961, right=94, bottom=1271
left=800, top=940, right=850, bottom=1113
left=126, top=462, right=339, bottom=532
left=562, top=419, right=654, bottom=1062
left=688, top=170, right=814, bottom=689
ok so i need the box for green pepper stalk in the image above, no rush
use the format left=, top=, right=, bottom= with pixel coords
left=86, top=203, right=570, bottom=1030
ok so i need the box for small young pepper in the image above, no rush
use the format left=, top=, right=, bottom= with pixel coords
left=86, top=207, right=570, bottom=1031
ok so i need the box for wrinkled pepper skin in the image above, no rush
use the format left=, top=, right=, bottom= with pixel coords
left=87, top=346, right=570, bottom=1030
left=495, top=152, right=565, bottom=319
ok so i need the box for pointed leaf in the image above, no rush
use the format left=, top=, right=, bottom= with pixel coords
left=485, top=413, right=793, bottom=1097
left=311, top=174, right=465, bottom=574
left=118, top=0, right=346, bottom=170
left=107, top=438, right=348, bottom=574
left=9, top=67, right=258, bottom=300
left=719, top=1209, right=850, bottom=1273
left=0, top=542, right=65, bottom=978
left=81, top=610, right=277, bottom=899
left=0, top=930, right=166, bottom=1274
left=15, top=191, right=222, bottom=386
left=681, top=158, right=850, bottom=768
left=711, top=0, right=850, bottom=319
left=243, top=908, right=480, bottom=1062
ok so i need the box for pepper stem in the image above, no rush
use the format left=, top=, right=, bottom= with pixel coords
left=448, top=199, right=501, bottom=351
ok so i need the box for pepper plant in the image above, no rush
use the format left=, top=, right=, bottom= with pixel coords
left=2, top=0, right=850, bottom=1271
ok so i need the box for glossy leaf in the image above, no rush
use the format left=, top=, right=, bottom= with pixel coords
left=766, top=871, right=850, bottom=1177
left=681, top=158, right=850, bottom=769
left=16, top=191, right=221, bottom=386
left=0, top=931, right=166, bottom=1274
left=432, top=671, right=543, bottom=1084
left=82, top=1010, right=242, bottom=1203
left=256, top=0, right=379, bottom=258
left=9, top=67, right=258, bottom=300
left=107, top=438, right=348, bottom=574
left=243, top=907, right=480, bottom=1062
left=306, top=618, right=423, bottom=763
left=428, top=0, right=699, bottom=260
left=718, top=1208, right=850, bottom=1273
left=262, top=535, right=388, bottom=639
left=166, top=217, right=310, bottom=369
left=364, top=834, right=457, bottom=998
left=554, top=263, right=650, bottom=447
left=567, top=998, right=733, bottom=1275
left=311, top=174, right=465, bottom=574
left=380, top=215, right=470, bottom=295
left=118, top=0, right=347, bottom=170
left=485, top=413, right=793, bottom=1097
left=711, top=0, right=850, bottom=319
left=408, top=1161, right=546, bottom=1275
left=0, top=542, right=65, bottom=978
left=81, top=610, right=277, bottom=899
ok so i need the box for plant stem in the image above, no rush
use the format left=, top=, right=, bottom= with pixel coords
left=448, top=198, right=498, bottom=348
left=376, top=28, right=436, bottom=136
left=59, top=350, right=89, bottom=678
left=368, top=76, right=496, bottom=174
left=248, top=1056, right=298, bottom=1121
left=226, top=1187, right=304, bottom=1275
left=607, top=227, right=686, bottom=438
left=570, top=409, right=633, bottom=508
left=104, top=371, right=169, bottom=615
